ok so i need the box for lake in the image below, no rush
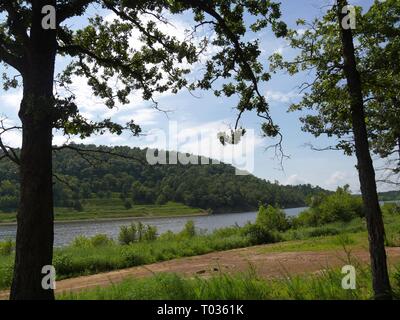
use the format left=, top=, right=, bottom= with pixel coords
left=0, top=207, right=307, bottom=247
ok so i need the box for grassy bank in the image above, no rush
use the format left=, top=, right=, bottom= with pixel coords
left=0, top=200, right=206, bottom=224
left=1, top=213, right=399, bottom=290
left=1, top=202, right=399, bottom=293
left=60, top=267, right=400, bottom=300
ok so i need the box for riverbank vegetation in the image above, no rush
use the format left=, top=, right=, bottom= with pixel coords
left=1, top=188, right=399, bottom=294
left=60, top=267, right=400, bottom=300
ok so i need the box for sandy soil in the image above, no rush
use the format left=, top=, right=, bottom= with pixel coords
left=1, top=245, right=400, bottom=299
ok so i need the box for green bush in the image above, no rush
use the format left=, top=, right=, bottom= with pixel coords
left=256, top=205, right=290, bottom=232
left=307, top=227, right=340, bottom=238
left=0, top=261, right=13, bottom=289
left=241, top=223, right=281, bottom=245
left=71, top=234, right=114, bottom=248
left=0, top=239, right=14, bottom=256
left=90, top=234, right=114, bottom=247
left=382, top=203, right=400, bottom=216
left=124, top=200, right=132, bottom=210
left=53, top=253, right=74, bottom=276
left=119, top=222, right=158, bottom=245
left=179, top=220, right=196, bottom=238
left=71, top=236, right=92, bottom=248
left=293, top=186, right=363, bottom=226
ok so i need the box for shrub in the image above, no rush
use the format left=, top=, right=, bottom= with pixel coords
left=0, top=239, right=14, bottom=256
left=212, top=226, right=241, bottom=238
left=158, top=230, right=177, bottom=241
left=90, top=234, right=114, bottom=247
left=71, top=236, right=92, bottom=248
left=385, top=233, right=400, bottom=247
left=120, top=246, right=153, bottom=266
left=256, top=205, right=290, bottom=232
left=119, top=224, right=137, bottom=245
left=293, top=186, right=363, bottom=226
left=241, top=223, right=281, bottom=245
left=53, top=253, right=74, bottom=276
left=179, top=220, right=196, bottom=238
left=124, top=200, right=132, bottom=210
left=382, top=203, right=400, bottom=216
left=0, top=261, right=13, bottom=289
left=142, top=225, right=157, bottom=241
left=307, top=227, right=340, bottom=238
left=119, top=222, right=158, bottom=245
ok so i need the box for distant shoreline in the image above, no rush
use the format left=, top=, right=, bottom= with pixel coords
left=0, top=211, right=211, bottom=226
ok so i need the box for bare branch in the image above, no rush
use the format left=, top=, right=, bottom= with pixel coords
left=0, top=119, right=21, bottom=165
left=52, top=173, right=76, bottom=191
left=52, top=144, right=146, bottom=166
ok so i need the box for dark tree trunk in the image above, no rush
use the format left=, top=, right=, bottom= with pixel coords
left=337, top=0, right=392, bottom=299
left=10, top=0, right=57, bottom=300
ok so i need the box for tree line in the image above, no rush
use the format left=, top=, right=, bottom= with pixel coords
left=0, top=144, right=327, bottom=212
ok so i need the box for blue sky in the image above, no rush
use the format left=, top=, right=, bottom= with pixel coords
left=2, top=0, right=393, bottom=192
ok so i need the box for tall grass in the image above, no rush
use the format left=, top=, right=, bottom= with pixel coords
left=59, top=267, right=379, bottom=300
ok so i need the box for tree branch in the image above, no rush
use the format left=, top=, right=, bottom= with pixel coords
left=52, top=144, right=146, bottom=165
left=58, top=0, right=95, bottom=23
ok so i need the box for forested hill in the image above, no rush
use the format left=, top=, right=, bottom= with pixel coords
left=0, top=144, right=327, bottom=212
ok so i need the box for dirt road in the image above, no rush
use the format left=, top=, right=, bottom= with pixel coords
left=1, top=245, right=400, bottom=299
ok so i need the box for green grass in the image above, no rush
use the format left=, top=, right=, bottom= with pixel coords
left=258, top=233, right=366, bottom=254
left=0, top=231, right=253, bottom=289
left=59, top=265, right=399, bottom=300
left=0, top=199, right=206, bottom=223
left=1, top=204, right=399, bottom=294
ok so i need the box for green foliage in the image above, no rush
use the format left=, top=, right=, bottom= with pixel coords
left=53, top=253, right=74, bottom=276
left=60, top=267, right=377, bottom=300
left=307, top=227, right=340, bottom=238
left=123, top=200, right=132, bottom=210
left=179, top=220, right=196, bottom=238
left=270, top=0, right=400, bottom=174
left=0, top=239, right=14, bottom=256
left=72, top=234, right=114, bottom=248
left=0, top=261, right=13, bottom=289
left=241, top=223, right=281, bottom=245
left=118, top=222, right=158, bottom=245
left=1, top=210, right=399, bottom=290
left=382, top=203, right=400, bottom=216
left=0, top=180, right=18, bottom=212
left=256, top=205, right=290, bottom=232
left=0, top=144, right=328, bottom=214
left=73, top=200, right=83, bottom=212
left=379, top=191, right=400, bottom=202
left=238, top=205, right=289, bottom=245
left=294, top=186, right=364, bottom=227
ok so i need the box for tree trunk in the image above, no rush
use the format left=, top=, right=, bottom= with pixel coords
left=337, top=0, right=392, bottom=299
left=10, top=0, right=57, bottom=300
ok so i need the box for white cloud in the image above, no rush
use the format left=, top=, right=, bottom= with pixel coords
left=0, top=90, right=22, bottom=110
left=265, top=90, right=302, bottom=104
left=325, top=171, right=359, bottom=192
left=142, top=119, right=263, bottom=174
left=285, top=174, right=306, bottom=185
left=117, top=108, right=159, bottom=126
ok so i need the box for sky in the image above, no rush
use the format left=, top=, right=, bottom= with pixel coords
left=1, top=0, right=395, bottom=193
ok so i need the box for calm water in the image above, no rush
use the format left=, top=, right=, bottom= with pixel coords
left=0, top=207, right=307, bottom=247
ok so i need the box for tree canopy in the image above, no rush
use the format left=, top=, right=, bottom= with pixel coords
left=0, top=144, right=327, bottom=213
left=269, top=0, right=400, bottom=184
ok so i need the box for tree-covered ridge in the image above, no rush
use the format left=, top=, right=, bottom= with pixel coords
left=0, top=144, right=326, bottom=213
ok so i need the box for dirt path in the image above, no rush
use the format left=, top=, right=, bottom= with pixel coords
left=2, top=245, right=400, bottom=299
